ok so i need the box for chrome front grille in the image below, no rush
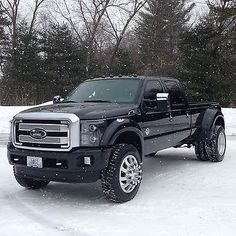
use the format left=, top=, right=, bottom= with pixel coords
left=12, top=112, right=80, bottom=152
left=19, top=123, right=69, bottom=132
left=18, top=135, right=68, bottom=145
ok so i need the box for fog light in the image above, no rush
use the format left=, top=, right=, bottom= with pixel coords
left=84, top=156, right=91, bottom=166
left=90, top=135, right=97, bottom=143
left=89, top=124, right=97, bottom=132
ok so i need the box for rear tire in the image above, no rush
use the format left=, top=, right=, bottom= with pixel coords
left=13, top=166, right=50, bottom=189
left=206, top=125, right=226, bottom=162
left=195, top=125, right=226, bottom=162
left=101, top=144, right=142, bottom=203
left=195, top=141, right=209, bottom=161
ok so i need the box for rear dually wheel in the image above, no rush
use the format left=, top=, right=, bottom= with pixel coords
left=195, top=125, right=226, bottom=162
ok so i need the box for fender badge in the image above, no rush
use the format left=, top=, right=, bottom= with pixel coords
left=145, top=128, right=150, bottom=136
left=117, top=119, right=124, bottom=123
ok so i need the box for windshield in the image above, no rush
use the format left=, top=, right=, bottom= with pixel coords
left=66, top=79, right=141, bottom=104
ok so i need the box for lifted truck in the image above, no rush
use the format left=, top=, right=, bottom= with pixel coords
left=8, top=76, right=226, bottom=203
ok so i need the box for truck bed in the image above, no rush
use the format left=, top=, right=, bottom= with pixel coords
left=188, top=102, right=219, bottom=109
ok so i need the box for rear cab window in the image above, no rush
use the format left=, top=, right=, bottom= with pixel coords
left=143, top=80, right=164, bottom=111
left=164, top=80, right=188, bottom=109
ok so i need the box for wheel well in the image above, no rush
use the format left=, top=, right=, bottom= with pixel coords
left=114, top=131, right=142, bottom=157
left=215, top=116, right=225, bottom=129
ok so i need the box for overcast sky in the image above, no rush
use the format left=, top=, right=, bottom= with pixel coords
left=3, top=0, right=209, bottom=30
left=17, top=0, right=209, bottom=21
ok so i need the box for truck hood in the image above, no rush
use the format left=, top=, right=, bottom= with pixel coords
left=21, top=102, right=138, bottom=120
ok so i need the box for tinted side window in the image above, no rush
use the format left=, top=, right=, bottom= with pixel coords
left=164, top=81, right=186, bottom=108
left=144, top=80, right=163, bottom=100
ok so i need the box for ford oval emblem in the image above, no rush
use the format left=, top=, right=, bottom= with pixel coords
left=30, top=128, right=47, bottom=139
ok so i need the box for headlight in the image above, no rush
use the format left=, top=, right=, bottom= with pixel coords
left=80, top=121, right=105, bottom=146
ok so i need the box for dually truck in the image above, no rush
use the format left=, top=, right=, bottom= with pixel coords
left=7, top=76, right=226, bottom=203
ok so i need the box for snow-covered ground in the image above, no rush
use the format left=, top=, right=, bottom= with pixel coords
left=0, top=106, right=29, bottom=134
left=222, top=108, right=236, bottom=136
left=0, top=106, right=236, bottom=236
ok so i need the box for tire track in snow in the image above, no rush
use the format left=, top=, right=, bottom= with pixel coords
left=0, top=188, right=92, bottom=236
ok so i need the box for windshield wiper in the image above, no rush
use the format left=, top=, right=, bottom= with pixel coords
left=82, top=100, right=111, bottom=103
left=61, top=100, right=77, bottom=103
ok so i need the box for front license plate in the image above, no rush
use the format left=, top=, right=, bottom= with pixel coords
left=27, top=156, right=43, bottom=168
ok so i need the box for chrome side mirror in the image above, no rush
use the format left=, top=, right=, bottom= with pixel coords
left=156, top=93, right=170, bottom=112
left=53, top=95, right=63, bottom=104
left=156, top=93, right=169, bottom=101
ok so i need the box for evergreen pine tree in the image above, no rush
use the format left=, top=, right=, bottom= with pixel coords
left=0, top=4, right=10, bottom=74
left=110, top=48, right=137, bottom=76
left=136, top=0, right=194, bottom=75
left=2, top=21, right=42, bottom=105
left=41, top=23, right=87, bottom=98
left=179, top=0, right=236, bottom=107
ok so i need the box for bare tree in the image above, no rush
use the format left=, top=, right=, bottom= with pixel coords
left=54, top=0, right=115, bottom=73
left=0, top=0, right=21, bottom=50
left=0, top=0, right=47, bottom=48
left=54, top=0, right=147, bottom=74
left=53, top=0, right=83, bottom=42
left=29, top=0, right=47, bottom=35
left=78, top=0, right=113, bottom=73
left=106, top=0, right=147, bottom=71
left=0, top=0, right=47, bottom=105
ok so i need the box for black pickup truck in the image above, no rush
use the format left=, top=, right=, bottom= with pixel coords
left=7, top=76, right=226, bottom=202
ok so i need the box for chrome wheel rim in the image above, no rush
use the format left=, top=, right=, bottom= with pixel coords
left=119, top=155, right=142, bottom=194
left=218, top=131, right=226, bottom=156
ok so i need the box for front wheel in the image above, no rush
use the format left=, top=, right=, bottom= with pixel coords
left=101, top=144, right=142, bottom=203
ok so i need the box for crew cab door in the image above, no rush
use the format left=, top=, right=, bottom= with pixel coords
left=163, top=80, right=191, bottom=145
left=140, top=80, right=174, bottom=155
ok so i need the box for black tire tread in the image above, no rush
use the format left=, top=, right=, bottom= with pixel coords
left=206, top=126, right=226, bottom=162
left=195, top=141, right=209, bottom=161
left=101, top=144, right=141, bottom=203
left=101, top=144, right=126, bottom=203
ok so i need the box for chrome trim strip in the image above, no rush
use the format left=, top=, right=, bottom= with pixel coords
left=19, top=135, right=68, bottom=145
left=19, top=123, right=68, bottom=132
left=156, top=93, right=169, bottom=101
left=14, top=112, right=79, bottom=123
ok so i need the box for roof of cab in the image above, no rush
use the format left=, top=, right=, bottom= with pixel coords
left=86, top=75, right=178, bottom=82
